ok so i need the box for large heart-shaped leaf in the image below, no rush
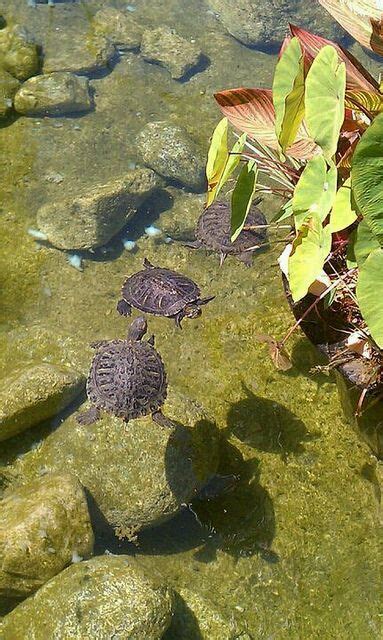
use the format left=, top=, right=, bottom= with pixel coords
left=305, top=45, right=346, bottom=159
left=352, top=111, right=383, bottom=243
left=352, top=217, right=380, bottom=265
left=231, top=160, right=258, bottom=241
left=292, top=155, right=337, bottom=230
left=214, top=87, right=319, bottom=159
left=319, top=0, right=383, bottom=55
left=289, top=23, right=380, bottom=93
left=357, top=247, right=383, bottom=347
left=329, top=177, right=358, bottom=232
left=273, top=37, right=305, bottom=156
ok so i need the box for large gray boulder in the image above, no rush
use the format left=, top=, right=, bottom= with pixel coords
left=14, top=71, right=91, bottom=116
left=136, top=121, right=206, bottom=192
left=0, top=556, right=174, bottom=639
left=141, top=26, right=203, bottom=80
left=207, top=0, right=346, bottom=49
left=0, top=68, right=19, bottom=117
left=0, top=363, right=85, bottom=442
left=0, top=474, right=94, bottom=598
left=36, top=168, right=162, bottom=250
left=12, top=388, right=220, bottom=534
left=0, top=24, right=40, bottom=80
left=93, top=7, right=143, bottom=50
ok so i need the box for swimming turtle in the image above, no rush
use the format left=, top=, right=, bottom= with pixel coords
left=186, top=200, right=268, bottom=266
left=76, top=316, right=171, bottom=428
left=117, top=258, right=214, bottom=327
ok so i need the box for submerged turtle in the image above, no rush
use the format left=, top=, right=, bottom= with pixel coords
left=77, top=316, right=171, bottom=428
left=117, top=258, right=214, bottom=327
left=186, top=200, right=268, bottom=266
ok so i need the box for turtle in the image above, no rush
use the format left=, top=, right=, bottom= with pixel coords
left=117, top=258, right=214, bottom=328
left=76, top=316, right=172, bottom=428
left=185, top=199, right=268, bottom=266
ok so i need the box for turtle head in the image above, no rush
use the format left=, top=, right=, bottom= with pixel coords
left=127, top=316, right=147, bottom=341
left=183, top=303, right=202, bottom=320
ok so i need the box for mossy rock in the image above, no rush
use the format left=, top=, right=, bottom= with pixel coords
left=0, top=556, right=174, bottom=639
left=141, top=26, right=203, bottom=80
left=0, top=24, right=40, bottom=80
left=0, top=68, right=19, bottom=117
left=93, top=7, right=143, bottom=50
left=0, top=473, right=94, bottom=598
left=11, top=387, right=221, bottom=533
left=14, top=71, right=91, bottom=116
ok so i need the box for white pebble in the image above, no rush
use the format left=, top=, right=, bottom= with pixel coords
left=126, top=4, right=136, bottom=11
left=164, top=236, right=173, bottom=244
left=67, top=253, right=83, bottom=271
left=71, top=550, right=83, bottom=563
left=122, top=239, right=136, bottom=251
left=144, top=225, right=161, bottom=237
left=27, top=228, right=48, bottom=241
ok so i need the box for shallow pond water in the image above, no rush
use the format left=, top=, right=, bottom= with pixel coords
left=0, top=1, right=381, bottom=638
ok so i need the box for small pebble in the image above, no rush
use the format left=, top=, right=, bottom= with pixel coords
left=122, top=239, right=136, bottom=251
left=67, top=253, right=83, bottom=271
left=27, top=228, right=48, bottom=241
left=126, top=4, right=136, bottom=11
left=45, top=172, right=64, bottom=184
left=164, top=236, right=173, bottom=244
left=144, top=225, right=161, bottom=237
left=127, top=161, right=136, bottom=170
left=71, top=550, right=83, bottom=563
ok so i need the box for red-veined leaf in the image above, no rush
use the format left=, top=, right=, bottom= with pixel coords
left=214, top=87, right=319, bottom=159
left=345, top=89, right=383, bottom=112
left=318, top=0, right=383, bottom=55
left=289, top=23, right=379, bottom=92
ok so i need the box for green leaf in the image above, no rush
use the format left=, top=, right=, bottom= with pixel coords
left=273, top=37, right=305, bottom=156
left=216, top=133, right=246, bottom=199
left=352, top=218, right=380, bottom=267
left=305, top=45, right=346, bottom=159
left=356, top=247, right=383, bottom=348
left=231, top=160, right=258, bottom=242
left=288, top=214, right=332, bottom=302
left=292, top=155, right=337, bottom=230
left=272, top=198, right=293, bottom=223
left=206, top=117, right=228, bottom=207
left=329, top=177, right=358, bottom=233
left=352, top=112, right=383, bottom=244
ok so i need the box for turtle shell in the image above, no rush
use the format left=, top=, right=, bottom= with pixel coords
left=86, top=338, right=167, bottom=420
left=196, top=200, right=267, bottom=254
left=121, top=267, right=201, bottom=317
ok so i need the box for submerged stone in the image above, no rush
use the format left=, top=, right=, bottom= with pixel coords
left=0, top=363, right=85, bottom=442
left=0, top=68, right=19, bottom=117
left=136, top=121, right=206, bottom=192
left=14, top=71, right=91, bottom=116
left=93, top=7, right=143, bottom=50
left=0, top=556, right=174, bottom=639
left=0, top=474, right=94, bottom=598
left=0, top=24, right=40, bottom=80
left=11, top=388, right=220, bottom=533
left=141, top=26, right=203, bottom=80
left=43, top=31, right=115, bottom=75
left=36, top=168, right=162, bottom=250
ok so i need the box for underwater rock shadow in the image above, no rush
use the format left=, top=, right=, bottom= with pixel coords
left=225, top=384, right=314, bottom=457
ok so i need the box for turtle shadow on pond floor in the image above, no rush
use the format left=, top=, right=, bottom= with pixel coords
left=225, top=384, right=316, bottom=458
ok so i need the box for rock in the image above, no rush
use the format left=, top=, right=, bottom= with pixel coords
left=136, top=121, right=206, bottom=192
left=36, top=168, right=162, bottom=250
left=0, top=474, right=94, bottom=598
left=93, top=7, right=143, bottom=50
left=14, top=71, right=91, bottom=116
left=0, top=24, right=40, bottom=80
left=0, top=68, right=19, bottom=117
left=43, top=31, right=115, bottom=75
left=207, top=0, right=347, bottom=49
left=164, top=588, right=245, bottom=640
left=0, top=556, right=174, bottom=639
left=12, top=387, right=220, bottom=533
left=0, top=364, right=85, bottom=442
left=141, top=26, right=203, bottom=80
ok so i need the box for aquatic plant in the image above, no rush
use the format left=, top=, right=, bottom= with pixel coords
left=206, top=1, right=383, bottom=389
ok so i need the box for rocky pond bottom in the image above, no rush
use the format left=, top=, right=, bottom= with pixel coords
left=0, top=0, right=381, bottom=638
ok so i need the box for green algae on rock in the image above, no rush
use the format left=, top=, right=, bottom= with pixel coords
left=43, top=30, right=115, bottom=75
left=0, top=68, right=19, bottom=117
left=0, top=363, right=85, bottom=442
left=36, top=168, right=162, bottom=250
left=0, top=24, right=40, bottom=80
left=0, top=555, right=174, bottom=639
left=92, top=7, right=143, bottom=51
left=141, top=26, right=203, bottom=80
left=14, top=71, right=91, bottom=116
left=0, top=473, right=94, bottom=598
left=11, top=387, right=220, bottom=533
left=136, top=121, right=206, bottom=191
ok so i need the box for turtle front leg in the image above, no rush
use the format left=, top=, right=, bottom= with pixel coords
left=117, top=299, right=132, bottom=317
left=76, top=406, right=100, bottom=425
left=152, top=410, right=175, bottom=429
left=174, top=311, right=184, bottom=329
left=198, top=295, right=215, bottom=307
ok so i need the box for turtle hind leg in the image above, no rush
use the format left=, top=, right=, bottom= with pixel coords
left=76, top=406, right=100, bottom=426
left=152, top=410, right=175, bottom=429
left=238, top=251, right=253, bottom=267
left=117, top=299, right=132, bottom=317
left=183, top=240, right=202, bottom=250
left=219, top=251, right=227, bottom=267
left=143, top=257, right=155, bottom=269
